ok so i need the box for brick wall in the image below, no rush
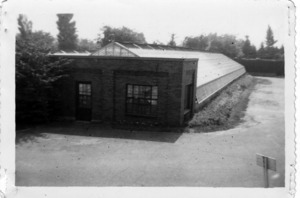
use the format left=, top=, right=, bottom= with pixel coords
left=58, top=57, right=197, bottom=126
left=59, top=68, right=102, bottom=121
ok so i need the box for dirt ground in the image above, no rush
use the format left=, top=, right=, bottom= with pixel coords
left=16, top=77, right=285, bottom=187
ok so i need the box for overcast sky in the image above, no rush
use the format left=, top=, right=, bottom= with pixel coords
left=16, top=0, right=287, bottom=48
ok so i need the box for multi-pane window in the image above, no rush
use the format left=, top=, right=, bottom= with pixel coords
left=78, top=83, right=92, bottom=108
left=126, top=84, right=158, bottom=117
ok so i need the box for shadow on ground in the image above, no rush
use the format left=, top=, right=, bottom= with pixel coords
left=255, top=78, right=272, bottom=85
left=16, top=130, right=49, bottom=145
left=248, top=72, right=284, bottom=78
left=16, top=122, right=183, bottom=144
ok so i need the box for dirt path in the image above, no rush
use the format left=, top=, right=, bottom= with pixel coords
left=16, top=77, right=284, bottom=187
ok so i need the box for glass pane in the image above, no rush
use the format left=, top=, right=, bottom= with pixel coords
left=152, top=86, right=158, bottom=98
left=87, top=85, right=91, bottom=94
left=79, top=83, right=92, bottom=95
left=127, top=85, right=132, bottom=96
left=106, top=45, right=113, bottom=55
left=144, top=86, right=151, bottom=98
left=139, top=86, right=144, bottom=97
left=120, top=48, right=126, bottom=56
left=79, top=84, right=83, bottom=94
left=113, top=45, right=121, bottom=55
left=96, top=49, right=106, bottom=56
left=151, top=100, right=157, bottom=105
left=133, top=85, right=139, bottom=97
left=125, top=84, right=158, bottom=116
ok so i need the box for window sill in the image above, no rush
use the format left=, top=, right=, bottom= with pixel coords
left=125, top=114, right=157, bottom=119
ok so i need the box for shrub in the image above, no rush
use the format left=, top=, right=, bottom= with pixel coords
left=16, top=36, right=71, bottom=124
left=188, top=74, right=254, bottom=131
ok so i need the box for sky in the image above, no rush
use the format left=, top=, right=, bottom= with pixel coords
left=15, top=0, right=287, bottom=48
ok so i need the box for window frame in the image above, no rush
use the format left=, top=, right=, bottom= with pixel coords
left=125, top=84, right=158, bottom=117
left=76, top=81, right=92, bottom=109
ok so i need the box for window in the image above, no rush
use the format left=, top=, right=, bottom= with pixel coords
left=78, top=83, right=92, bottom=108
left=126, top=84, right=158, bottom=117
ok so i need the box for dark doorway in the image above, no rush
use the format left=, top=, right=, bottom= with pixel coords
left=184, top=83, right=194, bottom=121
left=76, top=82, right=92, bottom=121
left=184, top=84, right=193, bottom=110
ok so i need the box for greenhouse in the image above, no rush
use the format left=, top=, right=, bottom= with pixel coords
left=51, top=41, right=245, bottom=126
left=91, top=42, right=246, bottom=107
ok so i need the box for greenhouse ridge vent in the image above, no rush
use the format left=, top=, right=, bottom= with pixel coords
left=51, top=41, right=246, bottom=126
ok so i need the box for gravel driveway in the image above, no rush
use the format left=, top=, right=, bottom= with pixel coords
left=16, top=77, right=285, bottom=187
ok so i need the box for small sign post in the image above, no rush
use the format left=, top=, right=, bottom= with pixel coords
left=256, top=153, right=276, bottom=188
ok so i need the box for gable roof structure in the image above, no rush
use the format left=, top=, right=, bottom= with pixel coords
left=49, top=41, right=245, bottom=105
left=91, top=42, right=245, bottom=87
left=91, top=42, right=138, bottom=57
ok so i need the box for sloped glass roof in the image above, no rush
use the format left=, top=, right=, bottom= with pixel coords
left=50, top=42, right=245, bottom=104
left=91, top=42, right=245, bottom=87
left=50, top=50, right=91, bottom=56
left=91, top=42, right=137, bottom=57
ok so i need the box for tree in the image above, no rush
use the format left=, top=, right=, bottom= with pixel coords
left=168, top=34, right=176, bottom=46
left=152, top=40, right=164, bottom=45
left=242, top=36, right=257, bottom=58
left=98, top=26, right=146, bottom=46
left=77, top=39, right=99, bottom=52
left=30, top=31, right=57, bottom=51
left=182, top=35, right=208, bottom=50
left=257, top=42, right=265, bottom=58
left=259, top=25, right=284, bottom=59
left=56, top=14, right=78, bottom=51
left=16, top=16, right=71, bottom=124
left=207, top=34, right=243, bottom=58
left=278, top=45, right=284, bottom=59
left=17, top=14, right=32, bottom=39
left=183, top=33, right=243, bottom=58
left=265, top=25, right=277, bottom=48
left=17, top=14, right=56, bottom=51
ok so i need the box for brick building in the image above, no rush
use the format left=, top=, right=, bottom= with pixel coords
left=51, top=42, right=245, bottom=126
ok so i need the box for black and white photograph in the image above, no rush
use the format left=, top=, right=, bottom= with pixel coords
left=0, top=0, right=297, bottom=197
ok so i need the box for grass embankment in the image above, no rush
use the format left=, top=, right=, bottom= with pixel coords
left=188, top=74, right=255, bottom=132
